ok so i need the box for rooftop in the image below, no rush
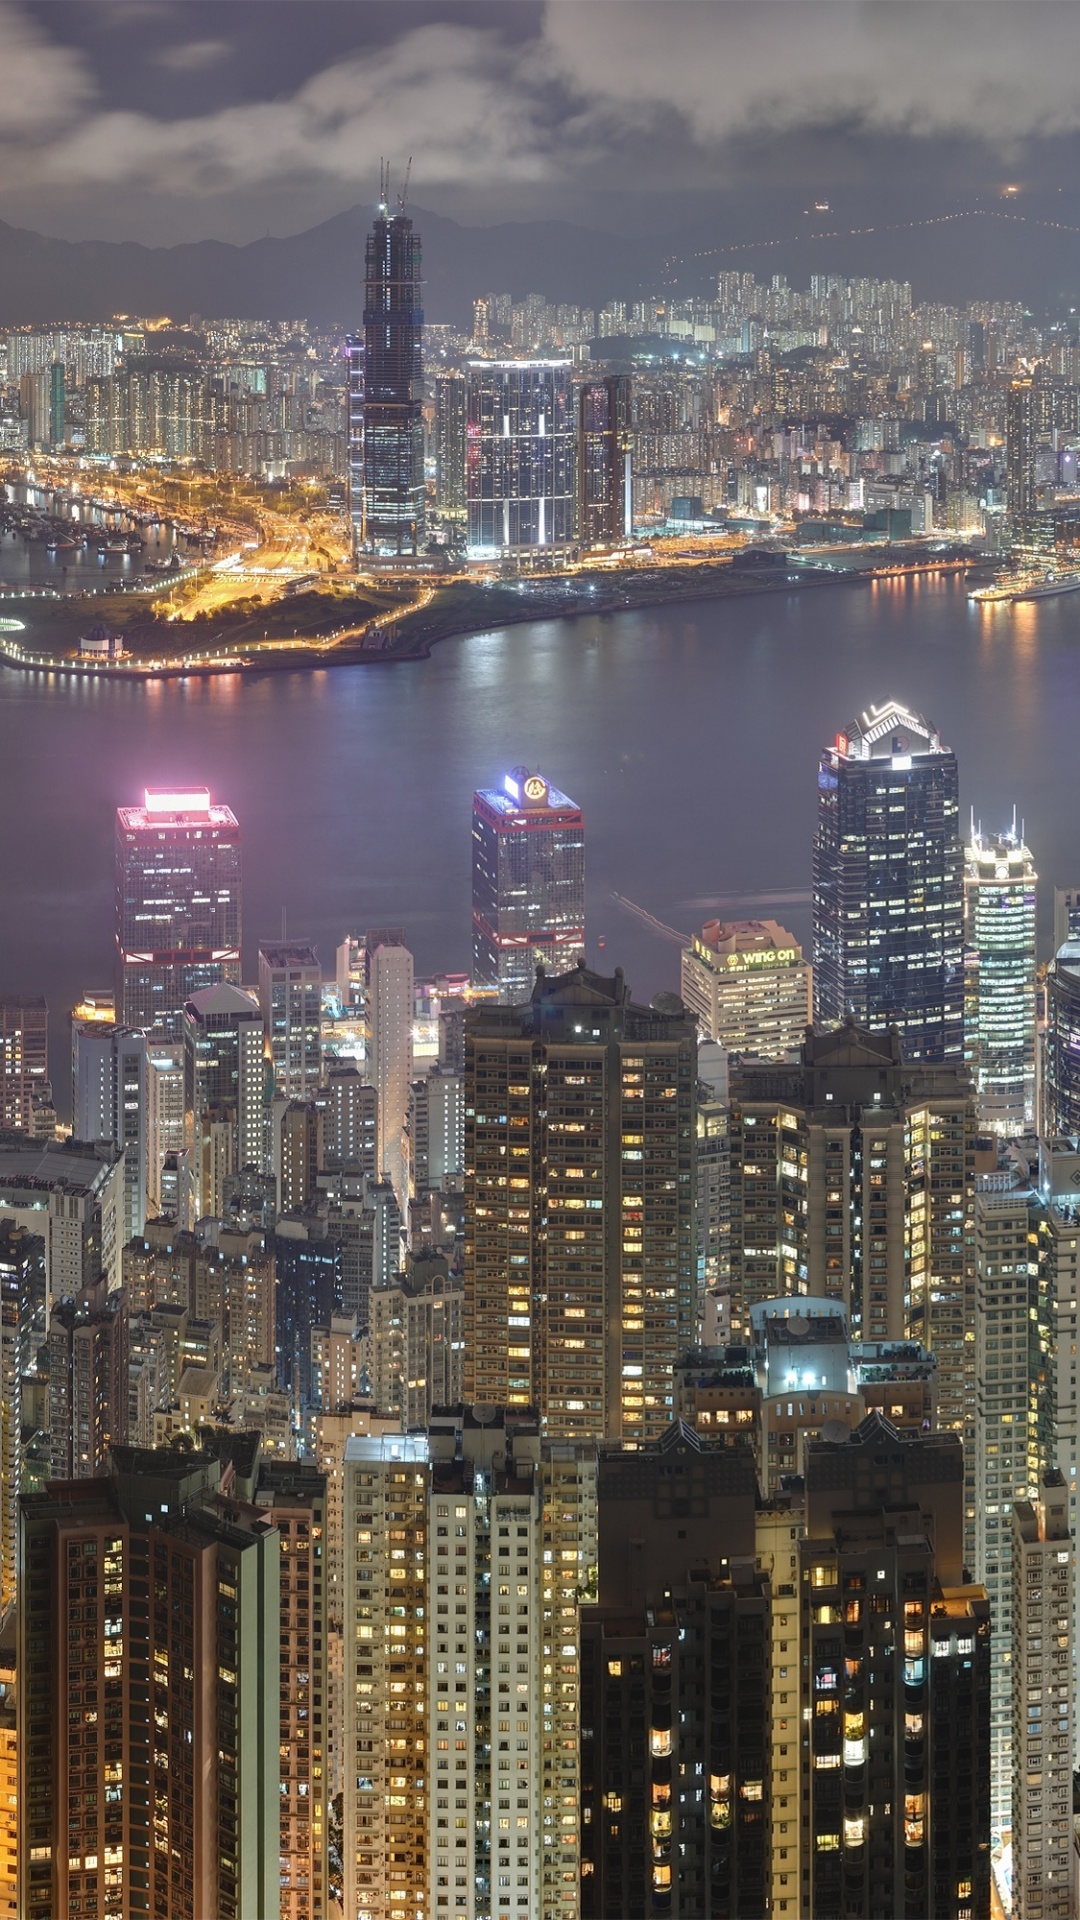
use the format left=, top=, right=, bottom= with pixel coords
left=835, top=699, right=947, bottom=762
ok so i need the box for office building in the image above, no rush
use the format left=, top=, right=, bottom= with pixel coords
left=973, top=1181, right=1054, bottom=1838
left=72, top=1020, right=148, bottom=1243
left=727, top=1022, right=976, bottom=1438
left=254, top=1460, right=330, bottom=1920
left=577, top=373, right=633, bottom=546
left=1011, top=1475, right=1075, bottom=1920
left=580, top=1423, right=768, bottom=1917
left=341, top=1408, right=596, bottom=1920
left=434, top=372, right=466, bottom=520
left=368, top=1256, right=464, bottom=1427
left=19, top=1444, right=280, bottom=1920
left=47, top=1275, right=129, bottom=1480
left=115, top=787, right=241, bottom=1036
left=368, top=935, right=414, bottom=1206
left=471, top=768, right=585, bottom=1000
left=280, top=1100, right=323, bottom=1212
left=813, top=700, right=964, bottom=1061
left=466, top=360, right=575, bottom=562
left=183, top=981, right=265, bottom=1218
left=800, top=1418, right=991, bottom=1920
left=680, top=919, right=810, bottom=1054
left=346, top=331, right=363, bottom=551
left=1044, top=942, right=1080, bottom=1137
left=964, top=823, right=1037, bottom=1134
left=1053, top=885, right=1080, bottom=952
left=464, top=962, right=697, bottom=1441
left=356, top=178, right=424, bottom=554
left=0, top=1222, right=40, bottom=1613
left=259, top=941, right=322, bottom=1099
left=695, top=1042, right=730, bottom=1317
left=1006, top=375, right=1037, bottom=523
left=0, top=996, right=47, bottom=1134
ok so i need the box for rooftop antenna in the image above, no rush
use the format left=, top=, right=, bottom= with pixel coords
left=397, top=156, right=412, bottom=216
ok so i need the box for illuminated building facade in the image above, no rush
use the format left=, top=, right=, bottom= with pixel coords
left=466, top=360, right=575, bottom=561
left=72, top=1022, right=148, bottom=1243
left=358, top=190, right=424, bottom=554
left=368, top=935, right=414, bottom=1207
left=964, top=824, right=1037, bottom=1135
left=1006, top=376, right=1036, bottom=523
left=0, top=996, right=48, bottom=1134
left=255, top=1461, right=329, bottom=1920
left=183, top=982, right=265, bottom=1218
left=577, top=374, right=632, bottom=546
left=259, top=942, right=322, bottom=1100
left=0, top=1222, right=39, bottom=1614
left=115, top=787, right=241, bottom=1038
left=1011, top=1475, right=1075, bottom=1920
left=434, top=373, right=467, bottom=520
left=813, top=701, right=964, bottom=1062
left=464, top=963, right=697, bottom=1441
left=472, top=768, right=586, bottom=1000
left=727, top=1023, right=976, bottom=1447
left=1044, top=943, right=1080, bottom=1138
left=18, top=1446, right=280, bottom=1920
left=680, top=919, right=810, bottom=1055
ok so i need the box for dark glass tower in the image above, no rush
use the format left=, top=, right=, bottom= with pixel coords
left=577, top=373, right=633, bottom=546
left=813, top=701, right=964, bottom=1061
left=358, top=179, right=424, bottom=554
left=471, top=766, right=585, bottom=997
left=1044, top=940, right=1080, bottom=1136
left=1006, top=375, right=1036, bottom=523
left=115, top=787, right=241, bottom=1038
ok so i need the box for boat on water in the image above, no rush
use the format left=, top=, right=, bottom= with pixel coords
left=969, top=570, right=1080, bottom=604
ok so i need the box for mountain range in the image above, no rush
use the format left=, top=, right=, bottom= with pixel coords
left=2, top=196, right=1080, bottom=329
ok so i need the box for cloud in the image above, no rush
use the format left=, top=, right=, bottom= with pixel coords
left=0, top=0, right=93, bottom=134
left=154, top=38, right=231, bottom=72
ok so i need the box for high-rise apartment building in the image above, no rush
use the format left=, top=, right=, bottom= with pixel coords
left=369, top=1257, right=464, bottom=1427
left=115, top=787, right=241, bottom=1036
left=680, top=918, right=810, bottom=1054
left=799, top=1418, right=991, bottom=1920
left=356, top=180, right=424, bottom=554
left=341, top=1408, right=596, bottom=1920
left=1006, top=375, right=1037, bottom=524
left=1011, top=1474, right=1075, bottom=1920
left=369, top=935, right=414, bottom=1206
left=727, top=1023, right=976, bottom=1441
left=146, top=1040, right=185, bottom=1215
left=0, top=1221, right=40, bottom=1613
left=259, top=942, right=322, bottom=1099
left=813, top=701, right=964, bottom=1061
left=407, top=1064, right=464, bottom=1193
left=19, top=1445, right=280, bottom=1920
left=964, top=823, right=1037, bottom=1134
left=577, top=374, right=633, bottom=546
left=434, top=372, right=466, bottom=520
left=466, top=360, right=575, bottom=561
left=317, top=1065, right=378, bottom=1173
left=471, top=769, right=586, bottom=1000
left=464, top=963, right=697, bottom=1441
left=47, top=1275, right=128, bottom=1480
left=72, top=1021, right=148, bottom=1243
left=1044, top=941, right=1080, bottom=1137
left=0, top=996, right=48, bottom=1133
left=183, top=982, right=265, bottom=1217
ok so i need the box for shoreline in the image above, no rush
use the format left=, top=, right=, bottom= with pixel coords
left=0, top=552, right=975, bottom=684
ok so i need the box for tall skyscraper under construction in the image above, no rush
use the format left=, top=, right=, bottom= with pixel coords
left=813, top=700, right=963, bottom=1061
left=353, top=168, right=424, bottom=555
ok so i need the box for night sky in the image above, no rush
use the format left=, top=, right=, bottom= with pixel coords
left=8, top=1, right=1080, bottom=253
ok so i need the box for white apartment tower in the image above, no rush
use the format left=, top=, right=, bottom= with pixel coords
left=369, top=938, right=414, bottom=1207
left=1011, top=1474, right=1075, bottom=1920
left=964, top=822, right=1037, bottom=1135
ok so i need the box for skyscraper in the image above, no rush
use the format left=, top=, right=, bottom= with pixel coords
left=577, top=373, right=633, bottom=546
left=356, top=173, right=424, bottom=554
left=368, top=935, right=414, bottom=1207
left=1011, top=1474, right=1075, bottom=1920
left=964, top=821, right=1037, bottom=1134
left=259, top=942, right=322, bottom=1099
left=433, top=372, right=466, bottom=522
left=466, top=360, right=575, bottom=561
left=0, top=1222, right=40, bottom=1614
left=1006, top=375, right=1037, bottom=524
left=183, top=981, right=265, bottom=1219
left=464, top=962, right=697, bottom=1440
left=1044, top=943, right=1080, bottom=1137
left=471, top=768, right=586, bottom=999
left=115, top=787, right=241, bottom=1036
left=680, top=918, right=811, bottom=1054
left=813, top=700, right=964, bottom=1061
left=0, top=996, right=48, bottom=1134
left=72, top=1021, right=148, bottom=1243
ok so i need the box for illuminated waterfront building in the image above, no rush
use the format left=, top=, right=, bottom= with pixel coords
left=464, top=962, right=697, bottom=1441
left=19, top=1445, right=280, bottom=1920
left=577, top=373, right=632, bottom=546
left=0, top=996, right=48, bottom=1135
left=471, top=768, right=586, bottom=1000
left=356, top=179, right=424, bottom=554
left=466, top=360, right=575, bottom=562
left=115, top=787, right=241, bottom=1037
left=964, top=823, right=1037, bottom=1135
left=1011, top=1476, right=1075, bottom=1920
left=259, top=942, right=322, bottom=1100
left=813, top=701, right=964, bottom=1062
left=680, top=919, right=810, bottom=1056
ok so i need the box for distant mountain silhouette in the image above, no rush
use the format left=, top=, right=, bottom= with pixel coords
left=1, top=199, right=1079, bottom=329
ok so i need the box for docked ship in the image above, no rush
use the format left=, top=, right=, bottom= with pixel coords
left=969, top=569, right=1080, bottom=604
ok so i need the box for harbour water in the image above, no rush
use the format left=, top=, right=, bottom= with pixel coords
left=0, top=569, right=1076, bottom=1095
